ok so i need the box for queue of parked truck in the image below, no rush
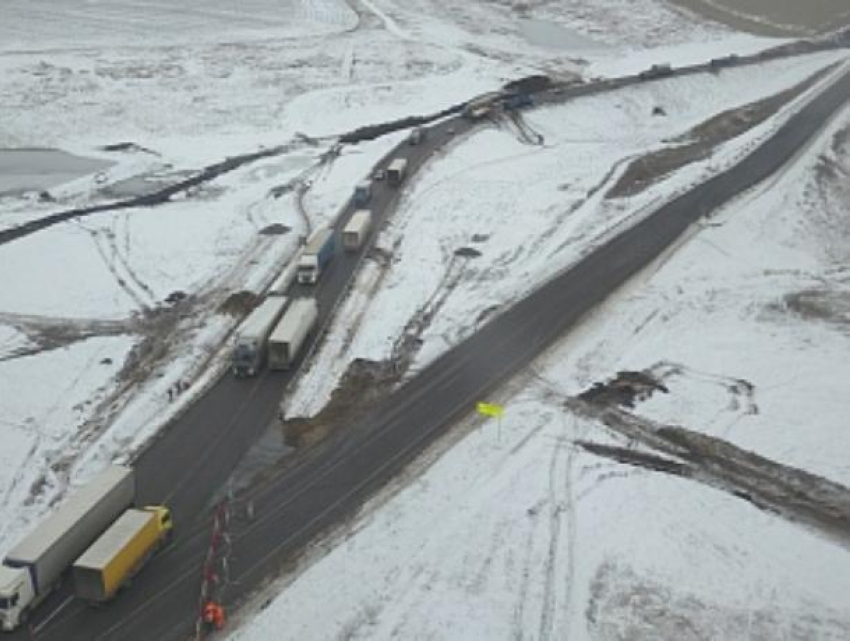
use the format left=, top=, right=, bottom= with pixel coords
left=0, top=81, right=544, bottom=631
left=0, top=81, right=542, bottom=631
left=0, top=466, right=170, bottom=631
left=230, top=164, right=388, bottom=379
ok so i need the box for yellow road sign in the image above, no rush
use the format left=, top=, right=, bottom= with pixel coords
left=476, top=402, right=504, bottom=418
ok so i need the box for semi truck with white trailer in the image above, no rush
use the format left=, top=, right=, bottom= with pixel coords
left=387, top=158, right=408, bottom=186
left=72, top=506, right=172, bottom=603
left=297, top=228, right=335, bottom=285
left=231, top=296, right=290, bottom=377
left=353, top=180, right=371, bottom=206
left=0, top=466, right=134, bottom=631
left=342, top=210, right=372, bottom=251
left=267, top=298, right=319, bottom=370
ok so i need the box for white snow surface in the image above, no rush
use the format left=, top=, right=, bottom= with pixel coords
left=287, top=50, right=849, bottom=417
left=231, top=86, right=850, bottom=641
left=1, top=0, right=849, bottom=638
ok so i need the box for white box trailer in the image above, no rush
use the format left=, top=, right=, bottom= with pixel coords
left=387, top=158, right=408, bottom=185
left=342, top=210, right=372, bottom=251
left=268, top=298, right=319, bottom=370
left=268, top=248, right=303, bottom=297
left=231, top=296, right=289, bottom=377
left=0, top=466, right=134, bottom=631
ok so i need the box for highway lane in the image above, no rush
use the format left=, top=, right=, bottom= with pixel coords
left=16, top=53, right=850, bottom=639
left=67, top=63, right=850, bottom=641
left=211, top=64, right=850, bottom=630
left=14, top=96, right=460, bottom=641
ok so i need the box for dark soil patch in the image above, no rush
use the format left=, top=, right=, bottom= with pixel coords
left=259, top=223, right=291, bottom=236
left=454, top=246, right=482, bottom=258
left=113, top=305, right=186, bottom=386
left=100, top=142, right=156, bottom=154
left=503, top=74, right=552, bottom=94
left=781, top=288, right=850, bottom=326
left=219, top=290, right=261, bottom=317
left=579, top=370, right=669, bottom=408
left=607, top=64, right=838, bottom=199
left=283, top=358, right=399, bottom=449
left=165, top=290, right=187, bottom=304
left=577, top=403, right=850, bottom=541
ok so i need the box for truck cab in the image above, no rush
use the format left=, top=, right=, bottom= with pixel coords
left=0, top=564, right=34, bottom=631
left=353, top=180, right=371, bottom=206
left=231, top=338, right=259, bottom=377
left=296, top=256, right=319, bottom=284
left=147, top=506, right=173, bottom=539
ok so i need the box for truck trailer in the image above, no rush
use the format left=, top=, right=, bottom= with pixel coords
left=387, top=158, right=408, bottom=186
left=297, top=228, right=335, bottom=285
left=231, top=296, right=290, bottom=377
left=342, top=210, right=372, bottom=251
left=268, top=248, right=303, bottom=297
left=267, top=298, right=319, bottom=370
left=72, top=506, right=172, bottom=603
left=0, top=466, right=134, bottom=631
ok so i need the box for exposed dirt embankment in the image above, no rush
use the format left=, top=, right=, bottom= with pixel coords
left=572, top=371, right=850, bottom=543
left=607, top=64, right=839, bottom=199
left=282, top=358, right=398, bottom=448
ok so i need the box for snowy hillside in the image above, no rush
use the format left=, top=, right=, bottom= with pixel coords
left=0, top=0, right=744, bottom=549
left=231, top=69, right=850, bottom=641
left=2, top=0, right=849, bottom=639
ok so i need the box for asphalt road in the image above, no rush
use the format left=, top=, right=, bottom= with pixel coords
left=14, top=57, right=850, bottom=640
left=13, top=98, right=463, bottom=641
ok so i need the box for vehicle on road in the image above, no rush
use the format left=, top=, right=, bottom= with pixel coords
left=268, top=249, right=302, bottom=297
left=353, top=180, right=371, bottom=206
left=72, top=506, right=172, bottom=604
left=709, top=54, right=739, bottom=70
left=463, top=91, right=503, bottom=119
left=342, top=210, right=372, bottom=251
left=387, top=158, right=408, bottom=186
left=502, top=93, right=534, bottom=111
left=372, top=168, right=386, bottom=181
left=502, top=74, right=551, bottom=94
left=231, top=296, right=290, bottom=377
left=407, top=127, right=426, bottom=145
left=0, top=466, right=135, bottom=631
left=268, top=298, right=318, bottom=370
left=297, top=228, right=335, bottom=285
left=639, top=63, right=673, bottom=80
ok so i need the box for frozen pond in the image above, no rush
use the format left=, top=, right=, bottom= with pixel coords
left=520, top=18, right=605, bottom=51
left=0, top=148, right=112, bottom=195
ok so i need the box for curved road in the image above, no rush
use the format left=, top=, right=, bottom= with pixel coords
left=12, top=58, right=850, bottom=640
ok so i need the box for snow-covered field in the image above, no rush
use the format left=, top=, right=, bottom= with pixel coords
left=2, top=0, right=850, bottom=638
left=232, top=73, right=850, bottom=641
